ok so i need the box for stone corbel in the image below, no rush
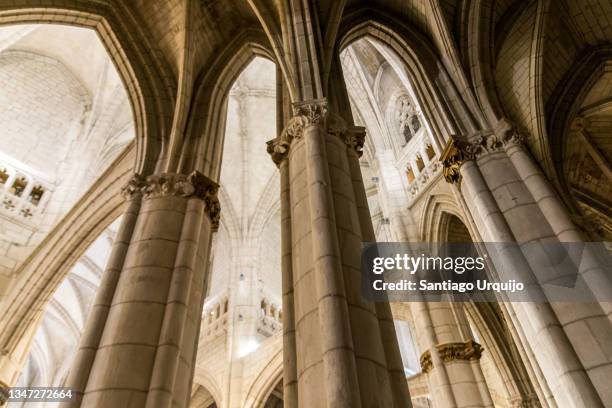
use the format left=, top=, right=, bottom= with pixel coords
left=441, top=138, right=472, bottom=184
left=344, top=126, right=366, bottom=158
left=419, top=340, right=483, bottom=374
left=420, top=350, right=433, bottom=373
left=437, top=340, right=483, bottom=363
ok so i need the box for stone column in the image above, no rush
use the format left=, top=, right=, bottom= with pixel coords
left=501, top=126, right=612, bottom=317
left=442, top=136, right=606, bottom=407
left=63, top=175, right=145, bottom=405
left=267, top=98, right=409, bottom=407
left=344, top=126, right=412, bottom=407
left=266, top=142, right=298, bottom=408
left=63, top=171, right=220, bottom=408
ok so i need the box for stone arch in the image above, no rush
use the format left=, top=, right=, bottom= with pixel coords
left=0, top=2, right=176, bottom=175
left=459, top=0, right=510, bottom=126
left=337, top=9, right=480, bottom=145
left=181, top=30, right=276, bottom=180
left=463, top=301, right=541, bottom=407
left=190, top=384, right=218, bottom=408
left=242, top=346, right=283, bottom=408
left=0, top=147, right=134, bottom=383
left=433, top=212, right=541, bottom=407
left=418, top=192, right=474, bottom=242
left=192, top=371, right=223, bottom=408
left=546, top=46, right=612, bottom=226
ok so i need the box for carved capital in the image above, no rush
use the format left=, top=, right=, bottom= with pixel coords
left=511, top=395, right=542, bottom=408
left=462, top=339, right=484, bottom=360
left=121, top=173, right=146, bottom=200
left=188, top=171, right=221, bottom=231
left=436, top=340, right=483, bottom=363
left=0, top=381, right=7, bottom=405
left=420, top=350, right=433, bottom=373
left=344, top=126, right=366, bottom=157
left=139, top=172, right=220, bottom=231
left=441, top=138, right=472, bottom=184
left=466, top=131, right=503, bottom=158
left=291, top=98, right=328, bottom=126
left=494, top=118, right=526, bottom=149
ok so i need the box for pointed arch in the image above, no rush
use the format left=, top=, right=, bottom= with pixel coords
left=337, top=8, right=481, bottom=146
left=0, top=2, right=177, bottom=174
left=180, top=29, right=276, bottom=180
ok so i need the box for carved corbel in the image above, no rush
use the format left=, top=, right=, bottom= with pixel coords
left=420, top=350, right=433, bottom=373
left=441, top=138, right=472, bottom=184
left=344, top=126, right=366, bottom=157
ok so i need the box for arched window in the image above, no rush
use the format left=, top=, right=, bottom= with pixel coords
left=411, top=115, right=421, bottom=133
left=416, top=155, right=425, bottom=172
left=402, top=123, right=412, bottom=144
left=407, top=166, right=415, bottom=183
left=426, top=144, right=435, bottom=160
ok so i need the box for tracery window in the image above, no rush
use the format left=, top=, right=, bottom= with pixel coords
left=411, top=114, right=421, bottom=133
left=398, top=97, right=413, bottom=144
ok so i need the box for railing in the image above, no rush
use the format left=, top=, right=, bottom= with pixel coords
left=0, top=160, right=50, bottom=225
left=201, top=294, right=229, bottom=339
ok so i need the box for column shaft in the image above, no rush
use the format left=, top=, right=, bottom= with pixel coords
left=280, top=159, right=298, bottom=408
left=64, top=189, right=143, bottom=406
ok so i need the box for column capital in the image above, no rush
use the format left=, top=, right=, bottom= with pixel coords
left=121, top=173, right=147, bottom=200
left=291, top=97, right=328, bottom=126
left=419, top=340, right=483, bottom=374
left=123, top=171, right=220, bottom=231
left=441, top=138, right=473, bottom=184
left=268, top=98, right=357, bottom=166
left=0, top=381, right=8, bottom=406
left=437, top=340, right=483, bottom=362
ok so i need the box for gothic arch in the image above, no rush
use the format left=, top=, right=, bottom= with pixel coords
left=337, top=8, right=480, bottom=143
left=0, top=2, right=176, bottom=175
left=418, top=192, right=470, bottom=242
left=0, top=147, right=134, bottom=380
left=463, top=301, right=540, bottom=407
left=192, top=371, right=223, bottom=408
left=461, top=0, right=507, bottom=126
left=242, top=346, right=283, bottom=408
left=181, top=30, right=276, bottom=180
left=546, top=46, right=612, bottom=219
left=436, top=212, right=541, bottom=406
